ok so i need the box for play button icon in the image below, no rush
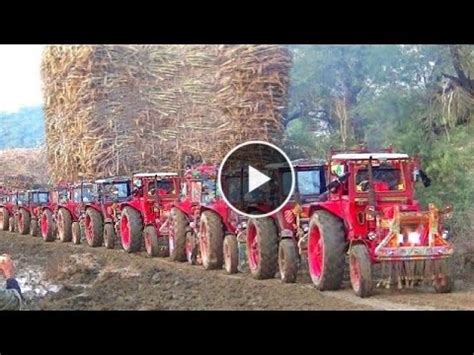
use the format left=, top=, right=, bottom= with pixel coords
left=218, top=141, right=295, bottom=218
left=248, top=165, right=271, bottom=193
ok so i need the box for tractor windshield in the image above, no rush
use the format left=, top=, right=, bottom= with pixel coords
left=114, top=183, right=130, bottom=198
left=33, top=192, right=49, bottom=204
left=148, top=180, right=175, bottom=196
left=201, top=178, right=217, bottom=204
left=355, top=165, right=403, bottom=192
left=74, top=186, right=96, bottom=203
left=102, top=182, right=130, bottom=200
left=17, top=193, right=28, bottom=205
left=281, top=171, right=293, bottom=196
left=58, top=189, right=69, bottom=204
left=297, top=169, right=322, bottom=195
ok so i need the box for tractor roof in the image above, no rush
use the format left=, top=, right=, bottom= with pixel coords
left=71, top=182, right=95, bottom=188
left=265, top=159, right=325, bottom=170
left=95, top=176, right=130, bottom=184
left=332, top=153, right=409, bottom=161
left=133, top=173, right=178, bottom=178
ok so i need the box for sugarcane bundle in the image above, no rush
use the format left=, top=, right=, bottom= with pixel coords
left=41, top=45, right=292, bottom=183
left=214, top=45, right=292, bottom=156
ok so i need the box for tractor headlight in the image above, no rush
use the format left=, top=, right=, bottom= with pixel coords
left=302, top=224, right=309, bottom=233
left=442, top=229, right=451, bottom=240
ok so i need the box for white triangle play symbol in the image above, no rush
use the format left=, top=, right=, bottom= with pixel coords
left=248, top=165, right=271, bottom=193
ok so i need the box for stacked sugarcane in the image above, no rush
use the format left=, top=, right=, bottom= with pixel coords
left=41, top=45, right=292, bottom=184
left=214, top=45, right=292, bottom=156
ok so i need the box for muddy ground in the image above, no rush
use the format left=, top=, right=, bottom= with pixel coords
left=1, top=230, right=473, bottom=310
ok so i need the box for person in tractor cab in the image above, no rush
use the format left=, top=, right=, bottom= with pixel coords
left=0, top=254, right=23, bottom=310
left=147, top=180, right=175, bottom=196
left=356, top=164, right=402, bottom=192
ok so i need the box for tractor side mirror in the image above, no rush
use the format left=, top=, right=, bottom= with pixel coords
left=330, top=163, right=345, bottom=177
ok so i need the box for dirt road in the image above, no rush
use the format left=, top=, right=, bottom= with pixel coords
left=1, top=231, right=473, bottom=310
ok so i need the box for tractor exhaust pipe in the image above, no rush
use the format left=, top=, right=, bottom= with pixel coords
left=367, top=156, right=376, bottom=208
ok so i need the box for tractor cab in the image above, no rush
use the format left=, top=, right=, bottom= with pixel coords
left=132, top=173, right=180, bottom=203
left=16, top=191, right=28, bottom=207
left=0, top=188, right=9, bottom=205
left=265, top=159, right=327, bottom=205
left=328, top=152, right=417, bottom=203
left=28, top=189, right=50, bottom=206
left=95, top=176, right=131, bottom=204
left=181, top=164, right=220, bottom=207
left=72, top=182, right=98, bottom=204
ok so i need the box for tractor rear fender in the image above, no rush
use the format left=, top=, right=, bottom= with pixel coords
left=308, top=202, right=352, bottom=241
left=119, top=200, right=142, bottom=212
left=85, top=205, right=104, bottom=220
left=58, top=204, right=75, bottom=218
left=271, top=211, right=294, bottom=239
left=201, top=205, right=236, bottom=235
left=309, top=201, right=346, bottom=221
left=172, top=200, right=194, bottom=219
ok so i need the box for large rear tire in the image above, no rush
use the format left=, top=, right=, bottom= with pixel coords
left=246, top=217, right=278, bottom=280
left=72, top=221, right=82, bottom=245
left=199, top=211, right=224, bottom=270
left=41, top=209, right=55, bottom=242
left=349, top=244, right=372, bottom=298
left=0, top=207, right=10, bottom=231
left=223, top=234, right=238, bottom=274
left=8, top=216, right=16, bottom=233
left=85, top=208, right=103, bottom=247
left=120, top=207, right=143, bottom=253
left=307, top=210, right=346, bottom=291
left=18, top=209, right=31, bottom=235
left=144, top=226, right=159, bottom=257
left=278, top=238, right=298, bottom=283
left=103, top=223, right=115, bottom=249
left=169, top=208, right=188, bottom=262
left=186, top=231, right=198, bottom=265
left=57, top=208, right=73, bottom=242
left=30, top=219, right=39, bottom=237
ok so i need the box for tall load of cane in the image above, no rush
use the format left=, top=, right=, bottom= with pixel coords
left=41, top=45, right=292, bottom=183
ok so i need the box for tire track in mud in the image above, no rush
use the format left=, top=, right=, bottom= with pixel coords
left=1, top=231, right=472, bottom=310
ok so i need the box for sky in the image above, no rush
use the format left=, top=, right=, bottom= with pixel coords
left=0, top=45, right=45, bottom=113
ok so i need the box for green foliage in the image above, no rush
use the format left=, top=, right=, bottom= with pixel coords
left=0, top=106, right=45, bottom=149
left=287, top=44, right=474, bottom=239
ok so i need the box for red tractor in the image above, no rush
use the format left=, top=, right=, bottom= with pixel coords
left=41, top=184, right=68, bottom=242
left=50, top=182, right=98, bottom=244
left=8, top=191, right=29, bottom=232
left=169, top=164, right=240, bottom=272
left=119, top=173, right=180, bottom=257
left=15, top=189, right=51, bottom=236
left=237, top=160, right=327, bottom=283
left=306, top=147, right=454, bottom=297
left=0, top=188, right=16, bottom=232
left=92, top=176, right=132, bottom=249
left=71, top=177, right=132, bottom=248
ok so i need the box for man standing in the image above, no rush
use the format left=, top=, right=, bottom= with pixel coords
left=0, top=254, right=22, bottom=310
